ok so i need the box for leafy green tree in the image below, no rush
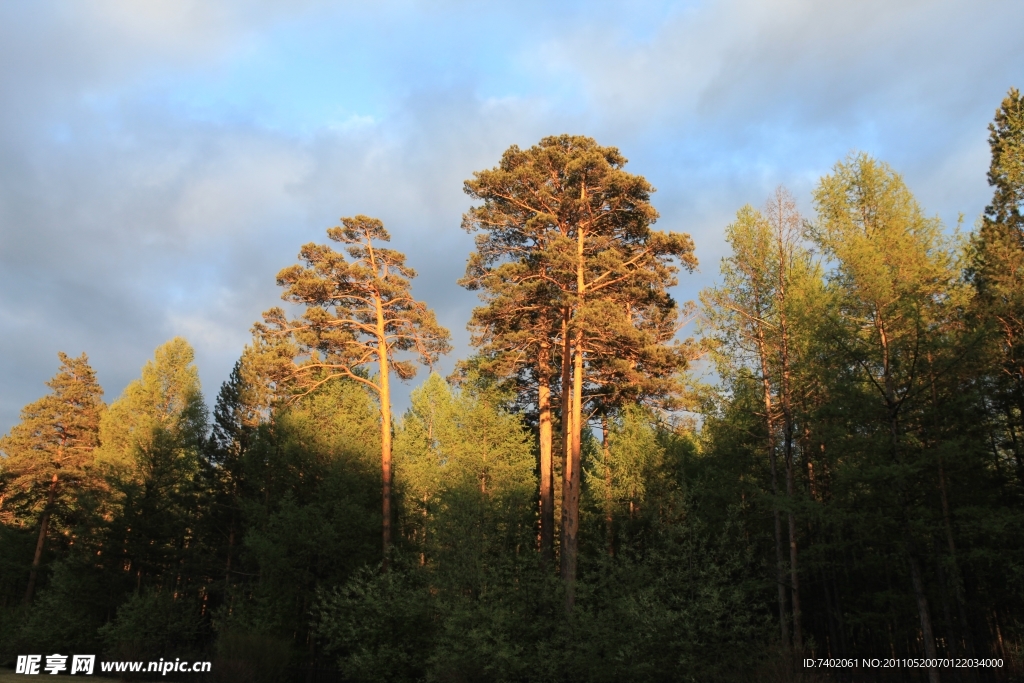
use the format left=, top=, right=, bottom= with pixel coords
left=315, top=564, right=434, bottom=683
left=461, top=135, right=696, bottom=605
left=458, top=273, right=562, bottom=567
left=701, top=189, right=821, bottom=652
left=231, top=377, right=381, bottom=640
left=810, top=153, right=968, bottom=682
left=205, top=358, right=265, bottom=588
left=96, top=337, right=208, bottom=594
left=98, top=588, right=205, bottom=662
left=0, top=352, right=104, bottom=604
left=394, top=373, right=535, bottom=566
left=256, top=215, right=451, bottom=565
left=598, top=405, right=662, bottom=519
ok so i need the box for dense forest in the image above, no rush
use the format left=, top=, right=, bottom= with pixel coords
left=1, top=89, right=1022, bottom=683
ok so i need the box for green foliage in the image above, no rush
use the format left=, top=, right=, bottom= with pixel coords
left=394, top=373, right=538, bottom=608
left=97, top=337, right=206, bottom=479
left=9, top=562, right=106, bottom=656
left=396, top=373, right=535, bottom=515
left=314, top=564, right=434, bottom=683
left=0, top=352, right=105, bottom=602
left=602, top=404, right=663, bottom=506
left=0, top=352, right=104, bottom=506
left=970, top=88, right=1024, bottom=498
left=572, top=521, right=768, bottom=683
left=98, top=588, right=205, bottom=661
left=224, top=378, right=381, bottom=638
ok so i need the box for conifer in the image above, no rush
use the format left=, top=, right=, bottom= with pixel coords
left=461, top=135, right=696, bottom=604
left=255, top=216, right=451, bottom=566
left=0, top=352, right=104, bottom=604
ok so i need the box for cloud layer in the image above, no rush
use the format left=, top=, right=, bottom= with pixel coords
left=1, top=0, right=1021, bottom=431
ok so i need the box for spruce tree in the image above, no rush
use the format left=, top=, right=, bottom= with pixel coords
left=971, top=88, right=1024, bottom=475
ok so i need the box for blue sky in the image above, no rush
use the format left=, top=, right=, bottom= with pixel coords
left=1, top=0, right=1021, bottom=432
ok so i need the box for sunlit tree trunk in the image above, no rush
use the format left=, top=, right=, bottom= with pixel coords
left=24, top=472, right=58, bottom=605
left=377, top=298, right=393, bottom=571
left=559, top=311, right=577, bottom=603
left=561, top=313, right=577, bottom=581
left=602, top=417, right=614, bottom=557
left=538, top=343, right=555, bottom=568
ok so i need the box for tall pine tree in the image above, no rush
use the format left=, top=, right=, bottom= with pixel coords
left=0, top=352, right=104, bottom=604
left=255, top=215, right=451, bottom=566
left=461, top=135, right=696, bottom=606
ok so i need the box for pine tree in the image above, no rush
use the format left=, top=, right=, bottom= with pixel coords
left=255, top=215, right=451, bottom=566
left=0, top=352, right=104, bottom=604
left=461, top=135, right=696, bottom=606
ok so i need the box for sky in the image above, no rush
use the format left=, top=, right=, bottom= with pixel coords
left=1, top=0, right=1021, bottom=433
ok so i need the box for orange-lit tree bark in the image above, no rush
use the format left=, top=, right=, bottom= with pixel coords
left=461, top=135, right=696, bottom=606
left=255, top=216, right=450, bottom=568
left=0, top=352, right=104, bottom=605
left=458, top=279, right=562, bottom=568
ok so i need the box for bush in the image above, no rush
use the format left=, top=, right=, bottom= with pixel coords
left=13, top=562, right=105, bottom=657
left=314, top=564, right=434, bottom=683
left=98, top=589, right=206, bottom=664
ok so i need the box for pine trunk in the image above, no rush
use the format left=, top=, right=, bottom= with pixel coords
left=25, top=472, right=58, bottom=605
left=377, top=300, right=393, bottom=571
left=561, top=313, right=577, bottom=581
left=561, top=340, right=583, bottom=611
left=538, top=344, right=554, bottom=568
left=603, top=417, right=614, bottom=557
left=561, top=226, right=586, bottom=610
